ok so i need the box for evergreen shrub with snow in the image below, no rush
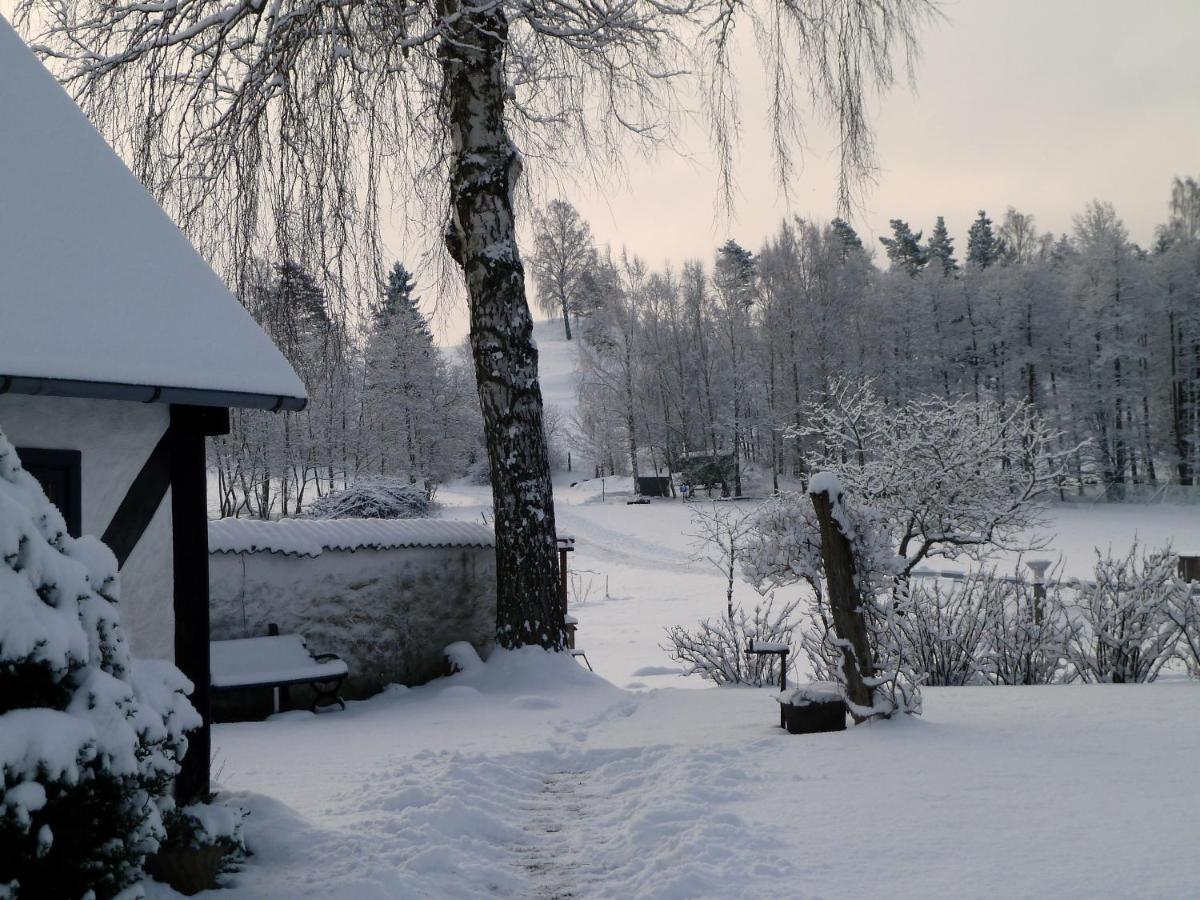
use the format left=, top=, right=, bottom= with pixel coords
left=302, top=476, right=436, bottom=520
left=0, top=432, right=200, bottom=899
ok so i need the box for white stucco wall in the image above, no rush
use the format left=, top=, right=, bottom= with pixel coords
left=209, top=546, right=497, bottom=696
left=0, top=394, right=175, bottom=660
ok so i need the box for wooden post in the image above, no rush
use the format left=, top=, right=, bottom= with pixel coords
left=170, top=405, right=228, bottom=803
left=809, top=486, right=875, bottom=719
left=557, top=537, right=575, bottom=649
left=1179, top=555, right=1200, bottom=584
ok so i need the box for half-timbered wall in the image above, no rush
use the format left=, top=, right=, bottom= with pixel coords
left=0, top=394, right=174, bottom=659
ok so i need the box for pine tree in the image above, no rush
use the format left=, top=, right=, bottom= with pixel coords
left=879, top=218, right=927, bottom=276
left=967, top=210, right=1002, bottom=269
left=831, top=218, right=865, bottom=259
left=926, top=215, right=958, bottom=275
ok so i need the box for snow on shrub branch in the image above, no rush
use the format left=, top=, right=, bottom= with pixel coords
left=794, top=378, right=1078, bottom=574
left=301, top=476, right=436, bottom=520
left=0, top=430, right=217, bottom=897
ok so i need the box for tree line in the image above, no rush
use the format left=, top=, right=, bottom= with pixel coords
left=541, top=177, right=1200, bottom=495
left=210, top=260, right=484, bottom=518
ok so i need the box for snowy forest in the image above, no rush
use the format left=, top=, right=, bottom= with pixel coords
left=554, top=178, right=1200, bottom=497
left=209, top=260, right=484, bottom=518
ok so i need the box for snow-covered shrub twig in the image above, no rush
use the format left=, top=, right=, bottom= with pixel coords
left=1063, top=545, right=1184, bottom=683
left=302, top=476, right=436, bottom=520
left=979, top=567, right=1070, bottom=686
left=1168, top=580, right=1200, bottom=678
left=664, top=502, right=799, bottom=685
left=662, top=596, right=800, bottom=686
left=794, top=378, right=1077, bottom=574
left=892, top=577, right=992, bottom=686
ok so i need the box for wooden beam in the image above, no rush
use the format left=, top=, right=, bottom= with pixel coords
left=101, top=431, right=172, bottom=567
left=170, top=404, right=226, bottom=802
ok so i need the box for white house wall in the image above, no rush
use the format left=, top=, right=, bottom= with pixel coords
left=209, top=546, right=497, bottom=697
left=0, top=395, right=174, bottom=660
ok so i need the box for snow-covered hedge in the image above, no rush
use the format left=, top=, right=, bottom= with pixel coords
left=302, top=477, right=435, bottom=520
left=0, top=431, right=200, bottom=899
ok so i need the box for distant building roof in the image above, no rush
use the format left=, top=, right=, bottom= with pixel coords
left=208, top=518, right=496, bottom=558
left=0, top=16, right=306, bottom=412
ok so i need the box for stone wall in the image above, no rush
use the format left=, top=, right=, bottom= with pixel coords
left=209, top=545, right=497, bottom=700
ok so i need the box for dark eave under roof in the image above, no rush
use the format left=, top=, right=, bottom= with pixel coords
left=0, top=373, right=308, bottom=412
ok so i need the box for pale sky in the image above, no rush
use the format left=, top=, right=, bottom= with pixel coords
left=429, top=0, right=1200, bottom=342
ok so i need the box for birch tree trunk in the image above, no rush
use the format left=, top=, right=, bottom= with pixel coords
left=440, top=2, right=565, bottom=649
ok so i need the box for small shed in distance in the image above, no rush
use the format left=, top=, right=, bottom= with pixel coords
left=636, top=476, right=672, bottom=498
left=208, top=518, right=497, bottom=705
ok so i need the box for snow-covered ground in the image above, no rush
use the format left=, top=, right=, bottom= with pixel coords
left=184, top=652, right=1200, bottom=899
left=174, top=320, right=1200, bottom=898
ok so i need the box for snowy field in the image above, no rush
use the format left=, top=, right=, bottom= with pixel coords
left=178, top=322, right=1200, bottom=898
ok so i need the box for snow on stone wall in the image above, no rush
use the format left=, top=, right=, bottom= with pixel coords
left=209, top=526, right=497, bottom=697
left=0, top=395, right=174, bottom=661
left=209, top=517, right=493, bottom=558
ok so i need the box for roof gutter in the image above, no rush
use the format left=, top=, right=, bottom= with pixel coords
left=0, top=373, right=307, bottom=412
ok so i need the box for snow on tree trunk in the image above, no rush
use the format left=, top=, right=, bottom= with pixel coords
left=439, top=3, right=564, bottom=650
left=808, top=481, right=875, bottom=716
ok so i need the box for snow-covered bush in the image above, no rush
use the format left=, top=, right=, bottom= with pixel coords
left=1063, top=545, right=1184, bottom=683
left=662, top=595, right=799, bottom=686
left=302, top=476, right=435, bottom=519
left=980, top=569, right=1070, bottom=686
left=665, top=503, right=799, bottom=686
left=147, top=801, right=247, bottom=893
left=0, top=431, right=200, bottom=899
left=1168, top=580, right=1200, bottom=679
left=892, top=577, right=992, bottom=687
left=895, top=569, right=1071, bottom=687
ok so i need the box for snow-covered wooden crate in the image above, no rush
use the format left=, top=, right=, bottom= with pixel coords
left=208, top=518, right=497, bottom=699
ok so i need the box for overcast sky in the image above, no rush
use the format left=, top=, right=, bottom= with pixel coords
left=420, top=0, right=1200, bottom=342
left=8, top=0, right=1194, bottom=343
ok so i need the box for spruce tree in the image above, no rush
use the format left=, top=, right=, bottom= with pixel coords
left=967, top=210, right=1002, bottom=269
left=0, top=434, right=199, bottom=899
left=926, top=215, right=958, bottom=275
left=274, top=259, right=329, bottom=332
left=364, top=261, right=442, bottom=482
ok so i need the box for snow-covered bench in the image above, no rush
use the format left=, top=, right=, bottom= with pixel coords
left=210, top=633, right=348, bottom=713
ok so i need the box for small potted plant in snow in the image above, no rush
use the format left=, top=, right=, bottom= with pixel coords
left=776, top=682, right=846, bottom=734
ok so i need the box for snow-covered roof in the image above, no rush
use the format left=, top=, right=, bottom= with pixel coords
left=208, top=518, right=495, bottom=558
left=0, top=17, right=306, bottom=411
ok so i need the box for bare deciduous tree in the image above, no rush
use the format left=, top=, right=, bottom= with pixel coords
left=529, top=199, right=597, bottom=340
left=16, top=0, right=936, bottom=649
